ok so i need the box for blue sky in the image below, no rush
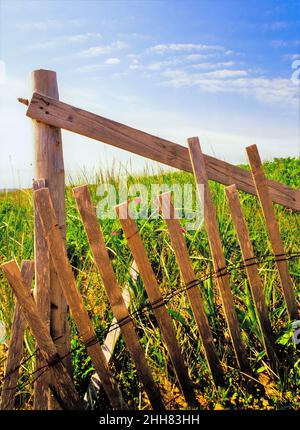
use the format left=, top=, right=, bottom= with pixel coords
left=0, top=0, right=299, bottom=188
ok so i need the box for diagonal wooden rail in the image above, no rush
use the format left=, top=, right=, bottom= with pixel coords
left=25, top=92, right=300, bottom=212
left=73, top=185, right=165, bottom=410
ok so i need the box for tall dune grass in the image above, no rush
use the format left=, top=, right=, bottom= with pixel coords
left=0, top=157, right=299, bottom=409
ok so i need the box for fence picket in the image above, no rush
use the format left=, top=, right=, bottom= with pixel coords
left=225, top=185, right=277, bottom=366
left=34, top=187, right=127, bottom=410
left=246, top=145, right=298, bottom=320
left=1, top=261, right=83, bottom=410
left=0, top=261, right=34, bottom=410
left=188, top=137, right=249, bottom=371
left=73, top=185, right=165, bottom=410
left=158, top=192, right=224, bottom=386
left=116, top=201, right=198, bottom=409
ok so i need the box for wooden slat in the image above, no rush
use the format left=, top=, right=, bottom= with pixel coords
left=116, top=201, right=198, bottom=408
left=158, top=192, right=224, bottom=386
left=73, top=185, right=164, bottom=410
left=0, top=261, right=34, bottom=410
left=84, top=279, right=131, bottom=408
left=1, top=261, right=83, bottom=410
left=34, top=187, right=127, bottom=410
left=33, top=179, right=51, bottom=410
left=188, top=137, right=249, bottom=370
left=246, top=145, right=298, bottom=321
left=26, top=92, right=300, bottom=212
left=225, top=185, right=277, bottom=366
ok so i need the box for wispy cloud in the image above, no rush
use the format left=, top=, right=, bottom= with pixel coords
left=105, top=57, right=120, bottom=65
left=16, top=18, right=86, bottom=31
left=262, top=21, right=289, bottom=31
left=161, top=69, right=298, bottom=107
left=149, top=43, right=224, bottom=54
left=76, top=41, right=129, bottom=58
left=26, top=33, right=102, bottom=51
left=191, top=61, right=235, bottom=70
left=271, top=39, right=300, bottom=48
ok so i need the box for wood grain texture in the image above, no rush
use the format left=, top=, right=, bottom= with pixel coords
left=158, top=192, right=224, bottom=387
left=188, top=137, right=249, bottom=371
left=116, top=201, right=198, bottom=409
left=84, top=261, right=137, bottom=408
left=33, top=179, right=51, bottom=410
left=30, top=71, right=71, bottom=384
left=73, top=185, right=164, bottom=410
left=34, top=187, right=127, bottom=410
left=0, top=261, right=34, bottom=410
left=225, top=185, right=277, bottom=367
left=246, top=145, right=298, bottom=321
left=1, top=261, right=83, bottom=410
left=26, top=92, right=300, bottom=212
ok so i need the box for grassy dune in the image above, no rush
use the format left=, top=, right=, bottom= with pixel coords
left=0, top=157, right=299, bottom=410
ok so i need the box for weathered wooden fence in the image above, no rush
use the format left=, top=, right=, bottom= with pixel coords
left=0, top=69, right=299, bottom=410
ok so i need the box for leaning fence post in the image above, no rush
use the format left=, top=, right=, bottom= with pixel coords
left=1, top=261, right=83, bottom=410
left=30, top=70, right=71, bottom=407
left=246, top=145, right=298, bottom=321
left=188, top=136, right=249, bottom=371
left=116, top=201, right=198, bottom=409
left=0, top=261, right=34, bottom=410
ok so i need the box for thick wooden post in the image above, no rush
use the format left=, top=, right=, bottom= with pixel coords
left=30, top=70, right=71, bottom=408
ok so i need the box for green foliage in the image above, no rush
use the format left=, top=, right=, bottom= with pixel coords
left=0, top=157, right=299, bottom=409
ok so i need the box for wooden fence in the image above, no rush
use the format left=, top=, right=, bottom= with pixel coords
left=0, top=69, right=299, bottom=410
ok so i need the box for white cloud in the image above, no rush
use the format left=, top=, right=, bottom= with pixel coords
left=26, top=33, right=102, bottom=51
left=150, top=43, right=224, bottom=54
left=0, top=60, right=6, bottom=85
left=17, top=19, right=86, bottom=31
left=203, top=69, right=247, bottom=78
left=271, top=39, right=300, bottom=48
left=284, top=53, right=300, bottom=61
left=77, top=41, right=129, bottom=58
left=191, top=61, right=235, bottom=70
left=262, top=21, right=288, bottom=31
left=105, top=57, right=120, bottom=65
left=161, top=69, right=299, bottom=107
left=185, top=53, right=216, bottom=61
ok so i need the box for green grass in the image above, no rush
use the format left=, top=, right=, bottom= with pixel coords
left=0, top=157, right=299, bottom=410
